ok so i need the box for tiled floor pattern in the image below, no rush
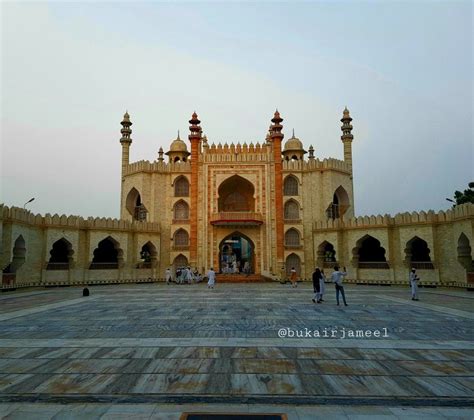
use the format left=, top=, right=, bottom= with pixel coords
left=0, top=283, right=473, bottom=417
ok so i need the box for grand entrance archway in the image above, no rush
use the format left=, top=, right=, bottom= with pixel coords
left=219, top=233, right=255, bottom=274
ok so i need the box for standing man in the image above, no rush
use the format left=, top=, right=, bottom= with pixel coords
left=290, top=267, right=298, bottom=288
left=165, top=267, right=172, bottom=285
left=207, top=267, right=216, bottom=289
left=312, top=267, right=322, bottom=303
left=409, top=268, right=420, bottom=301
left=331, top=266, right=348, bottom=306
left=319, top=269, right=326, bottom=302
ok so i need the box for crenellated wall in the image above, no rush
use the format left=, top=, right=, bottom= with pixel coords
left=311, top=203, right=474, bottom=286
left=1, top=205, right=161, bottom=289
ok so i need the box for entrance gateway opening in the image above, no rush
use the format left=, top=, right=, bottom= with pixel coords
left=219, top=233, right=254, bottom=274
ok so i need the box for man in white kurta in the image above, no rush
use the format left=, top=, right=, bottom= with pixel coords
left=207, top=268, right=216, bottom=289
left=409, top=268, right=419, bottom=301
left=165, top=268, right=172, bottom=285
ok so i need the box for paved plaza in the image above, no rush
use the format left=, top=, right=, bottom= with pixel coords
left=0, top=283, right=473, bottom=419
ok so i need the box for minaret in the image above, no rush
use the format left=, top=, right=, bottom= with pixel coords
left=188, top=111, right=202, bottom=266
left=340, top=107, right=354, bottom=172
left=120, top=111, right=132, bottom=177
left=270, top=109, right=285, bottom=265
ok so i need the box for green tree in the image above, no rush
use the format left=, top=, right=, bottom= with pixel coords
left=452, top=182, right=474, bottom=205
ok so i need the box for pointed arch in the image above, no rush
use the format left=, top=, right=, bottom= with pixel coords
left=285, top=253, right=301, bottom=276
left=317, top=240, right=337, bottom=267
left=125, top=187, right=147, bottom=221
left=218, top=175, right=255, bottom=212
left=218, top=231, right=255, bottom=274
left=173, top=228, right=189, bottom=248
left=285, top=228, right=301, bottom=247
left=173, top=200, right=189, bottom=221
left=174, top=176, right=190, bottom=197
left=458, top=233, right=474, bottom=271
left=47, top=238, right=74, bottom=270
left=284, top=199, right=300, bottom=220
left=326, top=185, right=350, bottom=219
left=90, top=236, right=123, bottom=269
left=405, top=236, right=433, bottom=269
left=138, top=241, right=158, bottom=268
left=283, top=175, right=299, bottom=196
left=4, top=235, right=26, bottom=273
left=173, top=254, right=189, bottom=271
left=353, top=234, right=389, bottom=269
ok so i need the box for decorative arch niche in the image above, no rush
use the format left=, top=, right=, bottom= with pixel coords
left=285, top=228, right=301, bottom=247
left=3, top=235, right=26, bottom=273
left=326, top=186, right=350, bottom=219
left=405, top=236, right=433, bottom=269
left=125, top=187, right=147, bottom=221
left=285, top=253, right=301, bottom=276
left=47, top=238, right=74, bottom=270
left=218, top=175, right=255, bottom=212
left=316, top=240, right=337, bottom=268
left=90, top=236, right=124, bottom=269
left=283, top=175, right=299, bottom=196
left=173, top=200, right=189, bottom=221
left=174, top=176, right=190, bottom=197
left=457, top=233, right=474, bottom=271
left=138, top=241, right=158, bottom=268
left=284, top=199, right=300, bottom=220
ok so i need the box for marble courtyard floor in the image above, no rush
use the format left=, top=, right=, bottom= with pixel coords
left=0, top=283, right=473, bottom=419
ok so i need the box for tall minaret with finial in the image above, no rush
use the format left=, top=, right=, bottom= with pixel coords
left=188, top=111, right=202, bottom=267
left=340, top=107, right=354, bottom=172
left=120, top=111, right=132, bottom=177
left=270, top=109, right=285, bottom=265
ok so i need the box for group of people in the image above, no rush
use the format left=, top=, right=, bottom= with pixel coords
left=312, top=266, right=348, bottom=306
left=165, top=267, right=203, bottom=285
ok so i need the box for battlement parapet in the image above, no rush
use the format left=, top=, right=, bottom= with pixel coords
left=283, top=158, right=351, bottom=173
left=313, top=203, right=474, bottom=231
left=125, top=160, right=191, bottom=175
left=0, top=204, right=160, bottom=232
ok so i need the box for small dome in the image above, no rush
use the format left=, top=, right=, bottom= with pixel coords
left=169, top=135, right=188, bottom=153
left=283, top=134, right=303, bottom=152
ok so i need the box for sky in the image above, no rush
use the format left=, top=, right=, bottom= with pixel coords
left=1, top=1, right=472, bottom=218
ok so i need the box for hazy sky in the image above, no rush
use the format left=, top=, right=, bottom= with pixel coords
left=1, top=1, right=472, bottom=218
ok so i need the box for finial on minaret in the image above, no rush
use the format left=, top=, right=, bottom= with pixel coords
left=120, top=111, right=132, bottom=144
left=308, top=145, right=315, bottom=159
left=292, top=128, right=295, bottom=138
left=177, top=130, right=181, bottom=140
left=270, top=109, right=284, bottom=140
left=189, top=111, right=202, bottom=139
left=340, top=107, right=353, bottom=141
left=158, top=147, right=164, bottom=162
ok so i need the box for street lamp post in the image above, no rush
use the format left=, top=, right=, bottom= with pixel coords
left=23, top=197, right=35, bottom=209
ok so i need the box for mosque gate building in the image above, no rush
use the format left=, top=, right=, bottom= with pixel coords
left=1, top=109, right=473, bottom=288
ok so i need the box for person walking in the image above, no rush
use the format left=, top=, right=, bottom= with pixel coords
left=207, top=267, right=216, bottom=289
left=185, top=266, right=193, bottom=284
left=312, top=267, right=322, bottom=303
left=409, top=268, right=420, bottom=301
left=165, top=267, right=172, bottom=285
left=290, top=267, right=298, bottom=288
left=319, top=269, right=326, bottom=302
left=331, top=265, right=348, bottom=306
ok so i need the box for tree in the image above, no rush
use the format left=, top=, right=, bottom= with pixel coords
left=452, top=183, right=474, bottom=206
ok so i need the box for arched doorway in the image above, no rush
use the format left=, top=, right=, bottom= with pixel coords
left=218, top=175, right=255, bottom=212
left=219, top=233, right=255, bottom=274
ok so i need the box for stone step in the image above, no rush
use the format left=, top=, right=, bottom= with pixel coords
left=216, top=274, right=265, bottom=283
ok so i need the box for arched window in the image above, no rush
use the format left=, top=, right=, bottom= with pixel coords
left=285, top=228, right=301, bottom=247
left=284, top=175, right=298, bottom=196
left=174, top=176, right=190, bottom=197
left=284, top=200, right=300, bottom=220
left=285, top=253, right=301, bottom=276
left=354, top=235, right=388, bottom=269
left=47, top=238, right=73, bottom=270
left=90, top=237, right=122, bottom=269
left=173, top=200, right=189, bottom=221
left=174, top=229, right=189, bottom=247
left=405, top=237, right=433, bottom=269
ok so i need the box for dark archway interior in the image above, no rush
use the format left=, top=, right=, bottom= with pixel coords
left=219, top=233, right=254, bottom=274
left=49, top=239, right=70, bottom=263
left=410, top=238, right=431, bottom=262
left=92, top=238, right=118, bottom=263
left=358, top=236, right=387, bottom=262
left=218, top=176, right=255, bottom=212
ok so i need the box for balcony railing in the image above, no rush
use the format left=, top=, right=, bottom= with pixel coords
left=46, top=262, right=70, bottom=271
left=89, top=262, right=119, bottom=270
left=210, top=212, right=264, bottom=226
left=411, top=261, right=435, bottom=270
left=358, top=261, right=390, bottom=269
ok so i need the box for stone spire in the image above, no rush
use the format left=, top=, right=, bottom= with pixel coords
left=120, top=111, right=132, bottom=145
left=308, top=145, right=315, bottom=159
left=340, top=107, right=354, bottom=172
left=158, top=147, right=164, bottom=162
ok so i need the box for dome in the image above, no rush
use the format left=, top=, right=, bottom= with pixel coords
left=283, top=135, right=303, bottom=152
left=169, top=136, right=188, bottom=153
